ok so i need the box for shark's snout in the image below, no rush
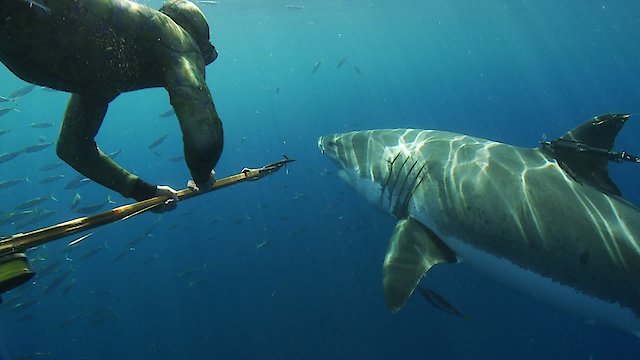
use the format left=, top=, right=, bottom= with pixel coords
left=317, top=136, right=325, bottom=154
left=318, top=135, right=338, bottom=158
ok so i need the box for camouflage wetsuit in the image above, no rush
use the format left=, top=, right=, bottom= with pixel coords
left=0, top=0, right=222, bottom=201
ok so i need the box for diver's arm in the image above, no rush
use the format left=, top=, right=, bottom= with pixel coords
left=56, top=94, right=156, bottom=200
left=165, top=56, right=223, bottom=188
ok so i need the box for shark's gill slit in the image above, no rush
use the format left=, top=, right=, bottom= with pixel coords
left=394, top=157, right=420, bottom=217
left=380, top=152, right=401, bottom=205
left=398, top=162, right=427, bottom=217
left=383, top=152, right=408, bottom=207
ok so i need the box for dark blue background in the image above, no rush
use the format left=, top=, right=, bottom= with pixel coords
left=1, top=0, right=639, bottom=359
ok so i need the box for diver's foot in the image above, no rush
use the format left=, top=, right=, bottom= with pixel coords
left=187, top=171, right=216, bottom=192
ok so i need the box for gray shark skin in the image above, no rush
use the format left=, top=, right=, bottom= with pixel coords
left=318, top=113, right=640, bottom=335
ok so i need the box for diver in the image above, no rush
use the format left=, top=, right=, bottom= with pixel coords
left=0, top=0, right=222, bottom=210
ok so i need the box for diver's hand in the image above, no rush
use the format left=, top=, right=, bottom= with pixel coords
left=151, top=185, right=179, bottom=213
left=187, top=171, right=216, bottom=192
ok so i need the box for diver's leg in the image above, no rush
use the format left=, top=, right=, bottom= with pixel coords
left=56, top=94, right=140, bottom=198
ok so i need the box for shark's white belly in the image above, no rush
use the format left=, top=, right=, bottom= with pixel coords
left=444, top=234, right=640, bottom=337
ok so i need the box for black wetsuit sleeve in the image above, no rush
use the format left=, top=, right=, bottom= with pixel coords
left=56, top=94, right=155, bottom=200
left=165, top=56, right=223, bottom=186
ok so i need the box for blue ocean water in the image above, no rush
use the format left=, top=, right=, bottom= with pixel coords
left=1, top=0, right=640, bottom=358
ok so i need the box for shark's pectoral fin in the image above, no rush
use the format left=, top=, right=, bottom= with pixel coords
left=383, top=217, right=457, bottom=312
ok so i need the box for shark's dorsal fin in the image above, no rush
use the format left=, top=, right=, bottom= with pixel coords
left=541, top=113, right=630, bottom=196
left=383, top=217, right=457, bottom=313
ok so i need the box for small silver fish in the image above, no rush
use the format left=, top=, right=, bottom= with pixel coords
left=148, top=135, right=168, bottom=149
left=336, top=57, right=347, bottom=69
left=176, top=263, right=207, bottom=278
left=39, top=162, right=64, bottom=171
left=10, top=299, right=37, bottom=311
left=37, top=174, right=64, bottom=184
left=108, top=149, right=122, bottom=159
left=0, top=150, right=24, bottom=164
left=0, top=177, right=29, bottom=189
left=70, top=192, right=81, bottom=210
left=158, top=109, right=175, bottom=118
left=24, top=142, right=53, bottom=153
left=58, top=311, right=85, bottom=328
left=65, top=175, right=91, bottom=189
left=196, top=0, right=219, bottom=5
left=68, top=232, right=92, bottom=246
left=311, top=61, right=322, bottom=74
left=112, top=250, right=128, bottom=263
left=0, top=107, right=18, bottom=117
left=79, top=246, right=105, bottom=260
left=29, top=122, right=55, bottom=128
left=8, top=84, right=37, bottom=99
left=44, top=270, right=72, bottom=296
left=14, top=208, right=57, bottom=230
left=14, top=193, right=57, bottom=210
left=188, top=278, right=208, bottom=287
left=61, top=278, right=76, bottom=297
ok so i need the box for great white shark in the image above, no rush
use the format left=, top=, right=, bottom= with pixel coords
left=318, top=113, right=640, bottom=335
